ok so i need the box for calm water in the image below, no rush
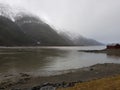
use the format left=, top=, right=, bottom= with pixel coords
left=0, top=46, right=120, bottom=76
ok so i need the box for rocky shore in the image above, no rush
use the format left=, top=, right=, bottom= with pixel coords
left=1, top=63, right=120, bottom=90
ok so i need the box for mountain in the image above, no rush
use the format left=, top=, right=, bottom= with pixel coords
left=58, top=32, right=75, bottom=45
left=0, top=3, right=72, bottom=46
left=0, top=16, right=34, bottom=46
left=15, top=13, right=71, bottom=46
left=0, top=3, right=102, bottom=46
left=73, top=36, right=103, bottom=46
left=59, top=32, right=103, bottom=46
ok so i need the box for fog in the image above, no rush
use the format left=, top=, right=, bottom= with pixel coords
left=0, top=0, right=120, bottom=43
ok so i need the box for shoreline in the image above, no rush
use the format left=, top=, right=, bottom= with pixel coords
left=1, top=63, right=120, bottom=90
left=57, top=74, right=120, bottom=90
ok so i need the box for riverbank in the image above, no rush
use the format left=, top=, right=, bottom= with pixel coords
left=79, top=48, right=120, bottom=54
left=79, top=48, right=120, bottom=57
left=1, top=63, right=120, bottom=90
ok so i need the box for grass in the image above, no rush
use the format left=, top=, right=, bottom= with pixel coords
left=57, top=75, right=120, bottom=90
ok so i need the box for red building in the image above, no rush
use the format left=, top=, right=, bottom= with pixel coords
left=107, top=44, right=120, bottom=49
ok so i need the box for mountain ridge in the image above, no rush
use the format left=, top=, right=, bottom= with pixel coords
left=0, top=3, right=103, bottom=46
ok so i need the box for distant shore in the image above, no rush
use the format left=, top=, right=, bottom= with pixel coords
left=79, top=48, right=120, bottom=57
left=1, top=63, right=120, bottom=90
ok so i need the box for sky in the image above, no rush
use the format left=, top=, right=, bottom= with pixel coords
left=0, top=0, right=120, bottom=43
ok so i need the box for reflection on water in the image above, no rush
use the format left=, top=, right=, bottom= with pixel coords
left=0, top=48, right=68, bottom=73
left=0, top=46, right=120, bottom=76
left=106, top=51, right=120, bottom=60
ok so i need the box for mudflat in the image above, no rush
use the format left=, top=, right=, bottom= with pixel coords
left=1, top=63, right=120, bottom=90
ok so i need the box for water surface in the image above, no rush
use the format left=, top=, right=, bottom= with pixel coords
left=0, top=46, right=120, bottom=76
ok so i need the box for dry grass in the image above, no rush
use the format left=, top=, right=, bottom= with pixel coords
left=57, top=75, right=120, bottom=90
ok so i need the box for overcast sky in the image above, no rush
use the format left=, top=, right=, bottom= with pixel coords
left=0, top=0, right=120, bottom=43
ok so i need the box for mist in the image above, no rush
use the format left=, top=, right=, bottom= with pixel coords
left=0, top=0, right=120, bottom=43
